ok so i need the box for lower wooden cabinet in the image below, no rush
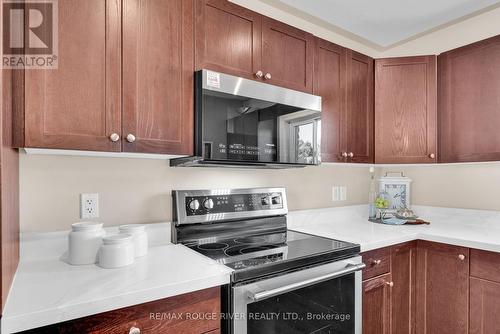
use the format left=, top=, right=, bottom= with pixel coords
left=470, top=277, right=500, bottom=334
left=363, top=273, right=392, bottom=334
left=24, top=287, right=221, bottom=334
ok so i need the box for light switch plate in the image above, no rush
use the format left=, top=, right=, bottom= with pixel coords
left=80, top=193, right=99, bottom=219
left=332, top=186, right=347, bottom=202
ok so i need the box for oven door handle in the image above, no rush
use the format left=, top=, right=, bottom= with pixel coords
left=248, top=262, right=366, bottom=302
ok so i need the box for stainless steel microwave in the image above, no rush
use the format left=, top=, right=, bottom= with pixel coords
left=170, top=69, right=322, bottom=168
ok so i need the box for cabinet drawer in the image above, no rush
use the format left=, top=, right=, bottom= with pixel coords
left=470, top=249, right=500, bottom=283
left=362, top=247, right=391, bottom=280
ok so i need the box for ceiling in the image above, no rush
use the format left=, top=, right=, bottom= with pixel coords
left=277, top=0, right=500, bottom=48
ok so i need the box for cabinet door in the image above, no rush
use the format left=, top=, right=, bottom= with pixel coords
left=346, top=50, right=374, bottom=163
left=363, top=273, right=392, bottom=334
left=261, top=17, right=314, bottom=93
left=391, top=242, right=416, bottom=334
left=415, top=241, right=469, bottom=334
left=19, top=0, right=122, bottom=151
left=195, top=0, right=261, bottom=80
left=122, top=0, right=194, bottom=155
left=375, top=56, right=437, bottom=163
left=439, top=35, right=500, bottom=163
left=470, top=277, right=500, bottom=334
left=314, top=38, right=346, bottom=162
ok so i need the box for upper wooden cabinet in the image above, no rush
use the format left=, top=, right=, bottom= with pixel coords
left=314, top=39, right=373, bottom=163
left=195, top=0, right=314, bottom=93
left=122, top=0, right=194, bottom=154
left=415, top=241, right=469, bottom=334
left=375, top=56, right=437, bottom=164
left=14, top=0, right=122, bottom=152
left=439, top=35, right=500, bottom=163
left=14, top=0, right=194, bottom=155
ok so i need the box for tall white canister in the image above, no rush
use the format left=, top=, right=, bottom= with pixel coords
left=68, top=222, right=105, bottom=265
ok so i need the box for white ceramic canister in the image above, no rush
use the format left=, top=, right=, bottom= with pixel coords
left=98, top=234, right=135, bottom=269
left=118, top=224, right=148, bottom=257
left=68, top=222, right=105, bottom=265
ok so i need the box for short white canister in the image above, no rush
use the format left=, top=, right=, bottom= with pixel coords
left=98, top=234, right=135, bottom=269
left=68, top=222, right=105, bottom=265
left=119, top=224, right=148, bottom=257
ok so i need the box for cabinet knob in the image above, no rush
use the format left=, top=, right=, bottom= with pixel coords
left=386, top=281, right=394, bottom=287
left=429, top=153, right=436, bottom=159
left=458, top=254, right=466, bottom=261
left=109, top=133, right=120, bottom=142
left=126, top=134, right=136, bottom=143
left=371, top=259, right=382, bottom=266
left=129, top=327, right=140, bottom=334
left=264, top=72, right=272, bottom=80
left=348, top=152, right=354, bottom=158
left=255, top=70, right=263, bottom=78
left=341, top=152, right=348, bottom=158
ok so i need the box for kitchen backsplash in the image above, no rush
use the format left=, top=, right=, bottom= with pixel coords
left=20, top=154, right=371, bottom=232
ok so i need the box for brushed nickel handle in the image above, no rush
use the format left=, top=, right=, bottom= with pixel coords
left=348, top=152, right=354, bottom=158
left=386, top=281, right=394, bottom=287
left=255, top=70, right=263, bottom=78
left=109, top=133, right=120, bottom=142
left=341, top=152, right=348, bottom=158
left=429, top=153, right=436, bottom=159
left=129, top=327, right=140, bottom=334
left=371, top=259, right=382, bottom=266
left=458, top=254, right=466, bottom=261
left=126, top=134, right=136, bottom=143
left=264, top=72, right=272, bottom=80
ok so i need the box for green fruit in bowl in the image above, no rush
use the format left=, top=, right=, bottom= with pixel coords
left=375, top=197, right=389, bottom=209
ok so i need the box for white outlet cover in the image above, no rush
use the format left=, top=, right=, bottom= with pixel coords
left=80, top=193, right=99, bottom=219
left=332, top=186, right=347, bottom=202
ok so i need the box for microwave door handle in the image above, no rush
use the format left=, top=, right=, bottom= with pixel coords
left=248, top=262, right=366, bottom=302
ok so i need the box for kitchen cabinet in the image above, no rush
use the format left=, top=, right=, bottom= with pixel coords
left=375, top=56, right=437, bottom=164
left=470, top=278, right=500, bottom=334
left=415, top=240, right=469, bottom=334
left=122, top=0, right=194, bottom=154
left=14, top=0, right=193, bottom=155
left=363, top=273, right=392, bottom=334
left=314, top=39, right=373, bottom=163
left=195, top=0, right=314, bottom=93
left=26, top=287, right=221, bottom=334
left=438, top=35, right=500, bottom=163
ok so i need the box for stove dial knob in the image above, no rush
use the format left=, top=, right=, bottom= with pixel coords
left=272, top=196, right=282, bottom=205
left=189, top=199, right=200, bottom=211
left=261, top=196, right=270, bottom=205
left=204, top=199, right=214, bottom=209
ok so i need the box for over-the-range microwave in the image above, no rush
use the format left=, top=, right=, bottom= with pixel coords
left=170, top=69, right=322, bottom=169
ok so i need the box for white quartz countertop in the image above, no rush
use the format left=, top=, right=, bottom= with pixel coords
left=288, top=205, right=500, bottom=253
left=1, top=223, right=232, bottom=334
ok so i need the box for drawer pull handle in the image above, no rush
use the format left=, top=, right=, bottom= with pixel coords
left=129, top=327, right=140, bottom=334
left=386, top=281, right=394, bottom=287
left=255, top=71, right=263, bottom=78
left=371, top=259, right=382, bottom=265
left=458, top=254, right=466, bottom=261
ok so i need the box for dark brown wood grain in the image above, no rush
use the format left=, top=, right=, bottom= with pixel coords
left=363, top=273, right=392, bottom=334
left=261, top=16, right=314, bottom=93
left=390, top=241, right=416, bottom=334
left=313, top=38, right=346, bottom=162
left=415, top=241, right=469, bottom=334
left=346, top=50, right=374, bottom=163
left=194, top=0, right=262, bottom=80
left=470, top=277, right=500, bottom=334
left=1, top=59, right=20, bottom=313
left=375, top=56, right=437, bottom=164
left=470, top=248, right=500, bottom=283
left=438, top=35, right=500, bottom=163
left=24, top=287, right=221, bottom=334
left=362, top=247, right=391, bottom=280
left=122, top=0, right=194, bottom=155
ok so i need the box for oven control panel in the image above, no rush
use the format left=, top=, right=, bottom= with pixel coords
left=185, top=192, right=284, bottom=216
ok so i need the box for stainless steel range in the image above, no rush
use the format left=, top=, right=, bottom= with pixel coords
left=172, top=188, right=364, bottom=334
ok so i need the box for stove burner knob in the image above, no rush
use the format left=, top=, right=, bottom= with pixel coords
left=203, top=199, right=214, bottom=209
left=272, top=196, right=282, bottom=205
left=189, top=199, right=200, bottom=211
left=261, top=197, right=270, bottom=205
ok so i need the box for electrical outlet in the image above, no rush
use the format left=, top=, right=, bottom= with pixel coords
left=332, top=186, right=347, bottom=202
left=80, top=193, right=99, bottom=219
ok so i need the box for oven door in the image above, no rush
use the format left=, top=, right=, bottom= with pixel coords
left=232, top=256, right=364, bottom=334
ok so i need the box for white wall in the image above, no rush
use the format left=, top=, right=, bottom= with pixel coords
left=20, top=154, right=371, bottom=232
